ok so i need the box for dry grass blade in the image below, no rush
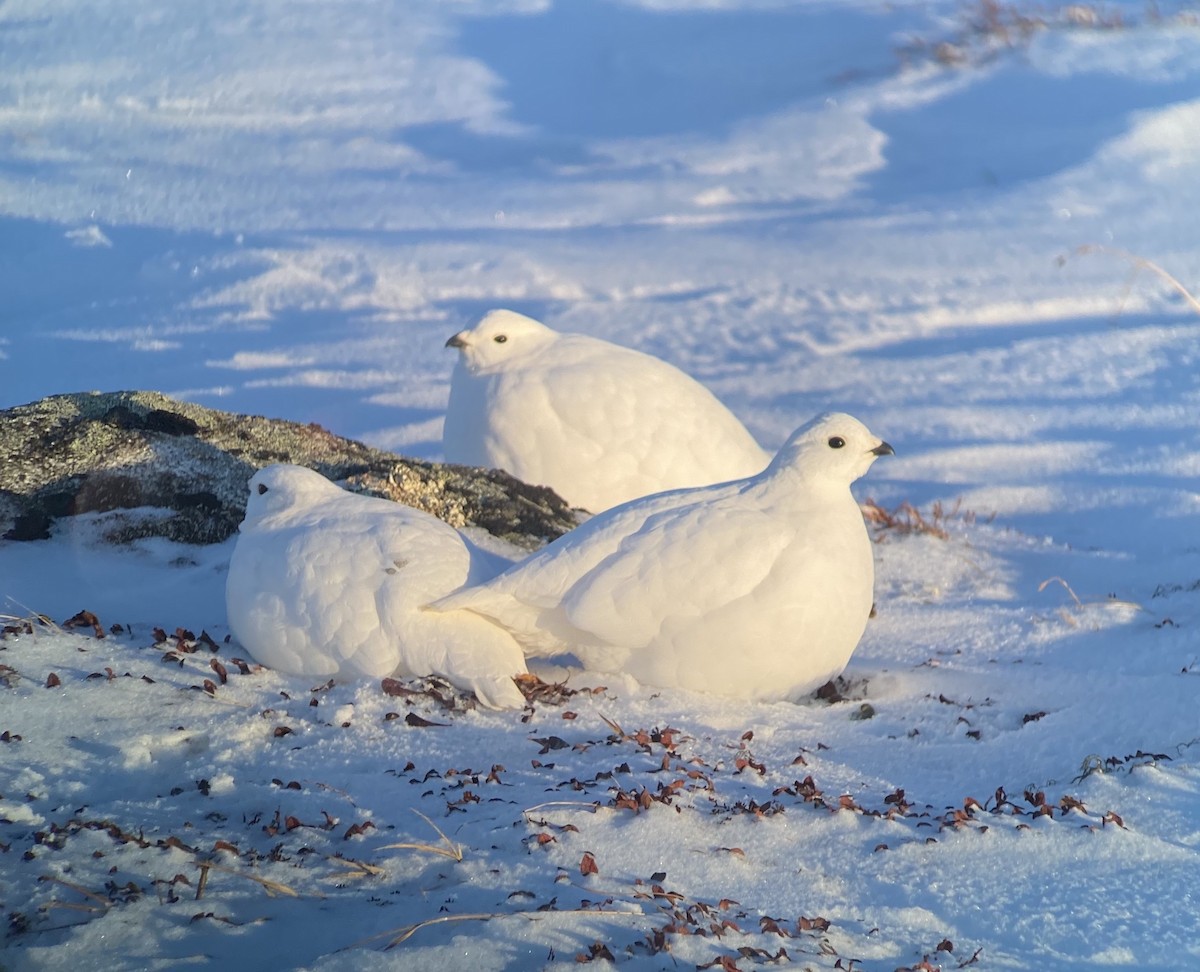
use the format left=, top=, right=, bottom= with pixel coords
left=1039, top=576, right=1144, bottom=611
left=337, top=912, right=498, bottom=951
left=376, top=809, right=464, bottom=862
left=599, top=713, right=626, bottom=737
left=344, top=906, right=648, bottom=951
left=40, top=901, right=108, bottom=916
left=1067, top=244, right=1200, bottom=318
left=325, top=855, right=388, bottom=882
left=196, top=862, right=305, bottom=898
left=384, top=912, right=502, bottom=948
left=1038, top=576, right=1083, bottom=609
left=1039, top=577, right=1145, bottom=627
left=522, top=800, right=603, bottom=821
left=0, top=604, right=62, bottom=633
left=37, top=875, right=112, bottom=910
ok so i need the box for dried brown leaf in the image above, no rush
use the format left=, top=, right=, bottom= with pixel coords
left=63, top=610, right=105, bottom=639
left=405, top=713, right=449, bottom=728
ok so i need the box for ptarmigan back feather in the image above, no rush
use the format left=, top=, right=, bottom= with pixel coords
left=443, top=309, right=770, bottom=511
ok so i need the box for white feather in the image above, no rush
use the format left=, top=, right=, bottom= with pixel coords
left=434, top=413, right=892, bottom=701
left=225, top=464, right=527, bottom=708
left=443, top=309, right=770, bottom=511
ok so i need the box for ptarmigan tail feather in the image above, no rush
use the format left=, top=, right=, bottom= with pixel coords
left=430, top=589, right=572, bottom=658
left=464, top=673, right=527, bottom=710
left=420, top=609, right=531, bottom=709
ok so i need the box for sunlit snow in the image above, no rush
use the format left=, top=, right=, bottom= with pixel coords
left=2, top=1, right=1199, bottom=969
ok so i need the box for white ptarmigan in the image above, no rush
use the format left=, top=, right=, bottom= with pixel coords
left=442, top=309, right=770, bottom=511
left=433, top=413, right=893, bottom=702
left=225, top=464, right=527, bottom=709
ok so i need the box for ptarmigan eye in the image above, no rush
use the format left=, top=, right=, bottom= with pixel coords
left=493, top=334, right=508, bottom=344
left=257, top=483, right=269, bottom=495
left=827, top=436, right=846, bottom=449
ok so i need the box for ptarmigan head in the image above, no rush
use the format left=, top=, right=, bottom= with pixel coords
left=241, top=464, right=341, bottom=531
left=444, top=309, right=557, bottom=374
left=769, top=412, right=894, bottom=486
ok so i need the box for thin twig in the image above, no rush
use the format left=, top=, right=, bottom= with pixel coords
left=195, top=862, right=210, bottom=901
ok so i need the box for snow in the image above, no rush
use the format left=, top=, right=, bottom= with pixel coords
left=2, top=0, right=1199, bottom=969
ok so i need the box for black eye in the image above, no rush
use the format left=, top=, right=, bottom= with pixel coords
left=493, top=334, right=507, bottom=344
left=257, top=483, right=269, bottom=495
left=827, top=436, right=845, bottom=449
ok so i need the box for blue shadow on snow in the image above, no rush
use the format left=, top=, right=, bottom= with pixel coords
left=404, top=0, right=909, bottom=171
left=866, top=62, right=1191, bottom=201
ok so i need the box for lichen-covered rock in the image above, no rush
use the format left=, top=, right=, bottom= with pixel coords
left=0, top=391, right=579, bottom=548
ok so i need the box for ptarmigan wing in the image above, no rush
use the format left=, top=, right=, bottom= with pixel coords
left=435, top=487, right=788, bottom=661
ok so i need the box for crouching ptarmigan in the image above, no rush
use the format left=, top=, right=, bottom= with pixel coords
left=442, top=309, right=770, bottom=511
left=226, top=464, right=528, bottom=709
left=432, top=413, right=893, bottom=702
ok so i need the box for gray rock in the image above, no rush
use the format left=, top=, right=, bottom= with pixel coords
left=0, top=390, right=578, bottom=548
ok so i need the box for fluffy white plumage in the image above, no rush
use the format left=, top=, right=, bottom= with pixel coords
left=442, top=309, right=771, bottom=511
left=433, top=413, right=893, bottom=701
left=225, top=464, right=527, bottom=709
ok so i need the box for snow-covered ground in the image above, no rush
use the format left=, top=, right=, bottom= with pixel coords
left=2, top=1, right=1199, bottom=969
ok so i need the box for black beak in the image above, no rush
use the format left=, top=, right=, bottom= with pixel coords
left=871, top=441, right=895, bottom=457
left=445, top=332, right=468, bottom=349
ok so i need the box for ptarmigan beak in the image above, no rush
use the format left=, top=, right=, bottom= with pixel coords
left=445, top=332, right=469, bottom=349
left=871, top=441, right=895, bottom=457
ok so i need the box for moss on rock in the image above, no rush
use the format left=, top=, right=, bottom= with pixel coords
left=0, top=391, right=578, bottom=548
